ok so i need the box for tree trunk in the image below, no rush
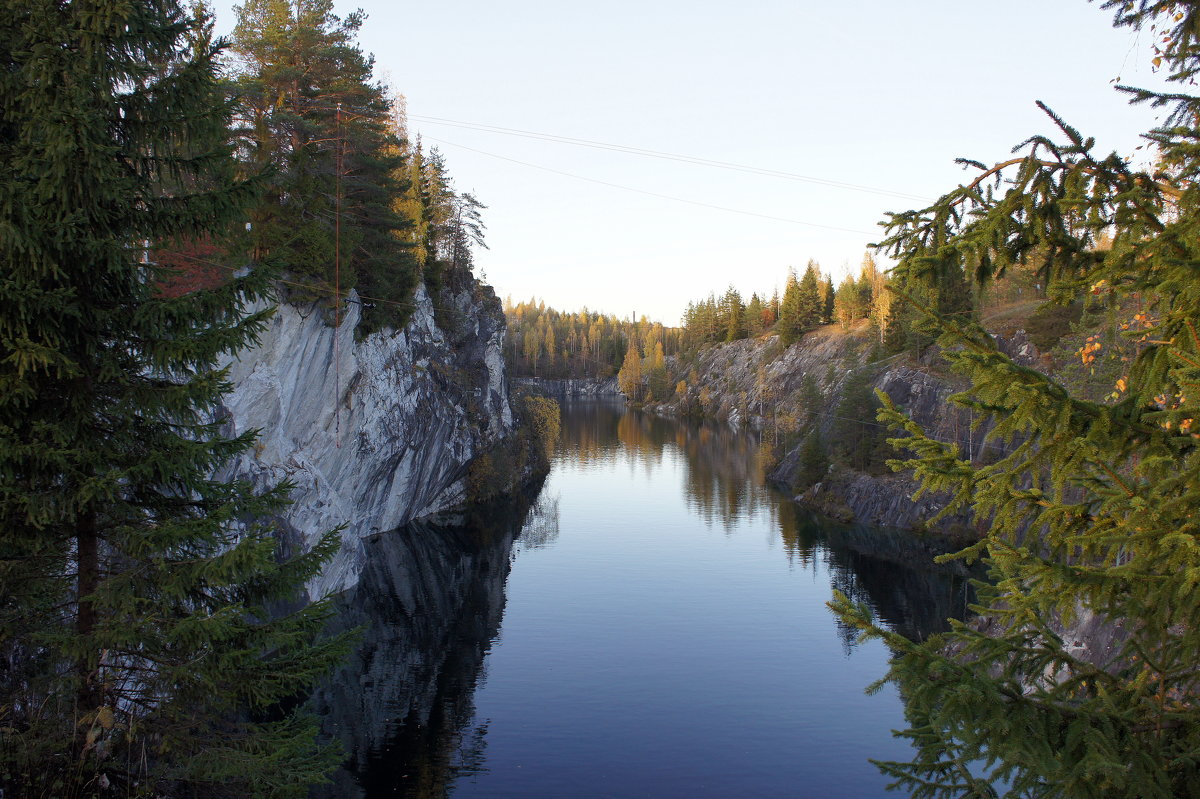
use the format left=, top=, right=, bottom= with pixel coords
left=76, top=507, right=99, bottom=710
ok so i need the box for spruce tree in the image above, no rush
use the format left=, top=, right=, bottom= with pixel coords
left=0, top=2, right=348, bottom=795
left=797, top=260, right=823, bottom=329
left=818, top=272, right=836, bottom=324
left=832, top=2, right=1200, bottom=796
left=723, top=285, right=746, bottom=341
left=831, top=368, right=883, bottom=472
left=746, top=293, right=765, bottom=337
left=795, top=430, right=829, bottom=491
left=777, top=268, right=803, bottom=345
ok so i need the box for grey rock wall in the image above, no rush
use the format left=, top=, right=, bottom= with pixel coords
left=515, top=376, right=622, bottom=398
left=218, top=283, right=515, bottom=597
left=651, top=324, right=1039, bottom=535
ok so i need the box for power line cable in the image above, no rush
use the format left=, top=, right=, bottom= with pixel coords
left=424, top=135, right=877, bottom=235
left=409, top=114, right=930, bottom=203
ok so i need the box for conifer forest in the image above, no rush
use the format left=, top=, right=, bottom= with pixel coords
left=3, top=0, right=1200, bottom=797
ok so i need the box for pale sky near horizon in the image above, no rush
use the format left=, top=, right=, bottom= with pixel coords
left=210, top=1, right=1171, bottom=325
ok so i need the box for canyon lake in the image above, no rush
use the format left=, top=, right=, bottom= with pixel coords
left=312, top=399, right=971, bottom=798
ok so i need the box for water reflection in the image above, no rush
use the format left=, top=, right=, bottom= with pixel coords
left=310, top=490, right=546, bottom=798
left=563, top=401, right=972, bottom=643
left=312, top=401, right=970, bottom=797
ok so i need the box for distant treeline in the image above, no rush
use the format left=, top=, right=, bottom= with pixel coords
left=503, top=298, right=684, bottom=380
left=682, top=254, right=896, bottom=348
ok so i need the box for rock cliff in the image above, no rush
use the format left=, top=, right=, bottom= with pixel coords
left=218, top=280, right=516, bottom=597
left=514, top=376, right=622, bottom=398
left=647, top=322, right=1041, bottom=536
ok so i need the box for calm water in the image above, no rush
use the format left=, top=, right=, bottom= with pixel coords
left=312, top=400, right=971, bottom=798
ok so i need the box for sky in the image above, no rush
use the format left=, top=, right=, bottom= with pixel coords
left=210, top=0, right=1171, bottom=325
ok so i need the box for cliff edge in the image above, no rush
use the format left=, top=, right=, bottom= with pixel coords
left=218, top=280, right=516, bottom=596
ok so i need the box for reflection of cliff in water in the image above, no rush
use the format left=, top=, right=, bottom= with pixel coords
left=309, top=403, right=974, bottom=797
left=569, top=401, right=973, bottom=642
left=310, top=485, right=551, bottom=798
left=782, top=505, right=976, bottom=646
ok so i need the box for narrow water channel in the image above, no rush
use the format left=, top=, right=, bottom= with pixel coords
left=312, top=400, right=971, bottom=798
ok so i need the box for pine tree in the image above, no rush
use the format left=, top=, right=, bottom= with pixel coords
left=0, top=2, right=348, bottom=794
left=832, top=3, right=1200, bottom=796
left=231, top=0, right=418, bottom=329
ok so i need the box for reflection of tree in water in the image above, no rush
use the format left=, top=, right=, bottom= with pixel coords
left=553, top=399, right=625, bottom=466
left=311, top=404, right=975, bottom=797
left=585, top=402, right=974, bottom=644
left=309, top=485, right=550, bottom=799
left=677, top=421, right=764, bottom=532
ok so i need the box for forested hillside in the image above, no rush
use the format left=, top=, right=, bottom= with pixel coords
left=502, top=298, right=684, bottom=383
left=158, top=0, right=490, bottom=333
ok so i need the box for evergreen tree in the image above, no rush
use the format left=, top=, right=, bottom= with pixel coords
left=833, top=3, right=1200, bottom=796
left=799, top=372, right=824, bottom=431
left=746, top=293, right=765, bottom=337
left=0, top=1, right=349, bottom=795
left=817, top=272, right=836, bottom=324
left=831, top=368, right=884, bottom=471
left=231, top=0, right=418, bottom=330
left=777, top=268, right=803, bottom=345
left=688, top=293, right=720, bottom=345
left=723, top=285, right=746, bottom=341
left=795, top=431, right=829, bottom=490
left=797, top=260, right=823, bottom=329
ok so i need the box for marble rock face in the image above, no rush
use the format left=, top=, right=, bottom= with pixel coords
left=218, top=283, right=514, bottom=597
